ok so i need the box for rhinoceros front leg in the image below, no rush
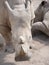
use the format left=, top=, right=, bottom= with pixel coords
left=31, top=22, right=49, bottom=36
left=0, top=26, right=15, bottom=53
left=4, top=32, right=15, bottom=53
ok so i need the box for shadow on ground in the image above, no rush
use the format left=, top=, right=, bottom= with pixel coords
left=0, top=62, right=15, bottom=65
left=32, top=31, right=49, bottom=46
left=0, top=52, right=15, bottom=65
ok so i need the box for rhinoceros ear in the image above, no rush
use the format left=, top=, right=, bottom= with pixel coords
left=5, top=1, right=13, bottom=12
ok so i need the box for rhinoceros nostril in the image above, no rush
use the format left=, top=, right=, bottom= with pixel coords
left=5, top=49, right=7, bottom=52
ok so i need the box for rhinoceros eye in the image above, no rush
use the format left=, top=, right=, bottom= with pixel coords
left=29, top=46, right=32, bottom=49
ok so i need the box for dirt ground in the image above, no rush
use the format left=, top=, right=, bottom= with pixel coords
left=0, top=0, right=49, bottom=65
left=0, top=32, right=49, bottom=65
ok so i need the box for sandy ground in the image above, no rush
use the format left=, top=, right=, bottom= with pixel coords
left=0, top=32, right=49, bottom=65
left=0, top=0, right=49, bottom=65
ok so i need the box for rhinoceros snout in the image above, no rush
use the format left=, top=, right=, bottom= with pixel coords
left=15, top=42, right=32, bottom=61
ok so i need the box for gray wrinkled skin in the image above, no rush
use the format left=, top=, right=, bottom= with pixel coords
left=0, top=0, right=34, bottom=53
left=0, top=0, right=14, bottom=53
left=32, top=1, right=49, bottom=36
left=5, top=0, right=35, bottom=61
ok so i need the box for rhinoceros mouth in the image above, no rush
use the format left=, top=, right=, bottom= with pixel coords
left=15, top=54, right=30, bottom=61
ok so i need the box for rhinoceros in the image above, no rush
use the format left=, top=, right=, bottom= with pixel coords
left=31, top=1, right=49, bottom=36
left=0, top=0, right=35, bottom=53
left=5, top=0, right=35, bottom=61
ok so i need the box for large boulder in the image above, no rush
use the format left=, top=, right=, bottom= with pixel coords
left=31, top=1, right=49, bottom=36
